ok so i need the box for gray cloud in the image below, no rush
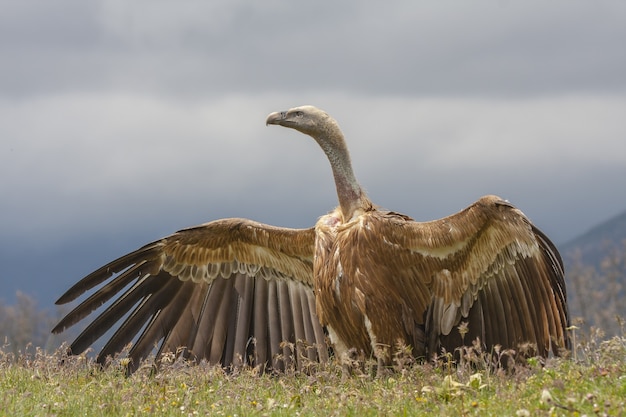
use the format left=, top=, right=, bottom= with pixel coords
left=2, top=1, right=625, bottom=98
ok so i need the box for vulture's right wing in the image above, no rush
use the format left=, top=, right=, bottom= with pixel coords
left=52, top=218, right=328, bottom=373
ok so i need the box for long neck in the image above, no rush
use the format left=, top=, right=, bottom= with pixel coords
left=312, top=121, right=371, bottom=222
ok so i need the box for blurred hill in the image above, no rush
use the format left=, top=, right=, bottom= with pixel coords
left=561, top=209, right=626, bottom=337
left=561, top=209, right=626, bottom=266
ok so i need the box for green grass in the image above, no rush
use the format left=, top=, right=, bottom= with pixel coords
left=2, top=332, right=625, bottom=416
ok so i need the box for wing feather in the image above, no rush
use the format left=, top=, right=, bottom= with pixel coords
left=232, top=272, right=256, bottom=367
left=288, top=281, right=306, bottom=369
left=493, top=269, right=516, bottom=348
left=307, top=290, right=330, bottom=362
left=208, top=276, right=235, bottom=364
left=299, top=289, right=317, bottom=362
left=267, top=280, right=284, bottom=370
left=278, top=280, right=295, bottom=369
left=252, top=275, right=270, bottom=368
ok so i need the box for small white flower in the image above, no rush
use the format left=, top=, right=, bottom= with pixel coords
left=540, top=389, right=553, bottom=404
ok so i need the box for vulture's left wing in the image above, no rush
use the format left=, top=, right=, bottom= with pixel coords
left=52, top=218, right=328, bottom=373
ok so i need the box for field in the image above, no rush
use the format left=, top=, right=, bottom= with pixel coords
left=2, top=330, right=625, bottom=416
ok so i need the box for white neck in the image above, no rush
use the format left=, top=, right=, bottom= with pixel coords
left=311, top=121, right=371, bottom=222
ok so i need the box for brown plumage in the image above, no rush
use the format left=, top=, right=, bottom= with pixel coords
left=53, top=105, right=569, bottom=373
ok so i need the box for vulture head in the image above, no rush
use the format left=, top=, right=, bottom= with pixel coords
left=266, top=105, right=341, bottom=141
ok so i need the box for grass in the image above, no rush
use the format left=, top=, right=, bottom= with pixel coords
left=1, top=330, right=625, bottom=416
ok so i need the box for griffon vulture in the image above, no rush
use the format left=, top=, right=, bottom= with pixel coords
left=52, top=105, right=569, bottom=373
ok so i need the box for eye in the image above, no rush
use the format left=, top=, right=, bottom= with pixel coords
left=295, top=111, right=304, bottom=118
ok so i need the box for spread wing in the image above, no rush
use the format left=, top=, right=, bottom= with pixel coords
left=368, top=195, right=569, bottom=357
left=52, top=218, right=328, bottom=373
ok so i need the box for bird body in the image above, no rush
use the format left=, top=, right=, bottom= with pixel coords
left=314, top=207, right=430, bottom=363
left=53, top=105, right=569, bottom=373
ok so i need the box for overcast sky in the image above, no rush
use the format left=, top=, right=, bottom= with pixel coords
left=1, top=1, right=626, bottom=307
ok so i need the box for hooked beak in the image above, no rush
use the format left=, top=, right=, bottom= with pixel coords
left=265, top=111, right=288, bottom=126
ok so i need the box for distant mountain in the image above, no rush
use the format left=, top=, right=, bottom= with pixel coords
left=561, top=209, right=626, bottom=337
left=561, top=209, right=626, bottom=267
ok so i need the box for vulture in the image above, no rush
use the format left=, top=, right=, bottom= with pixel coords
left=52, top=105, right=569, bottom=374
